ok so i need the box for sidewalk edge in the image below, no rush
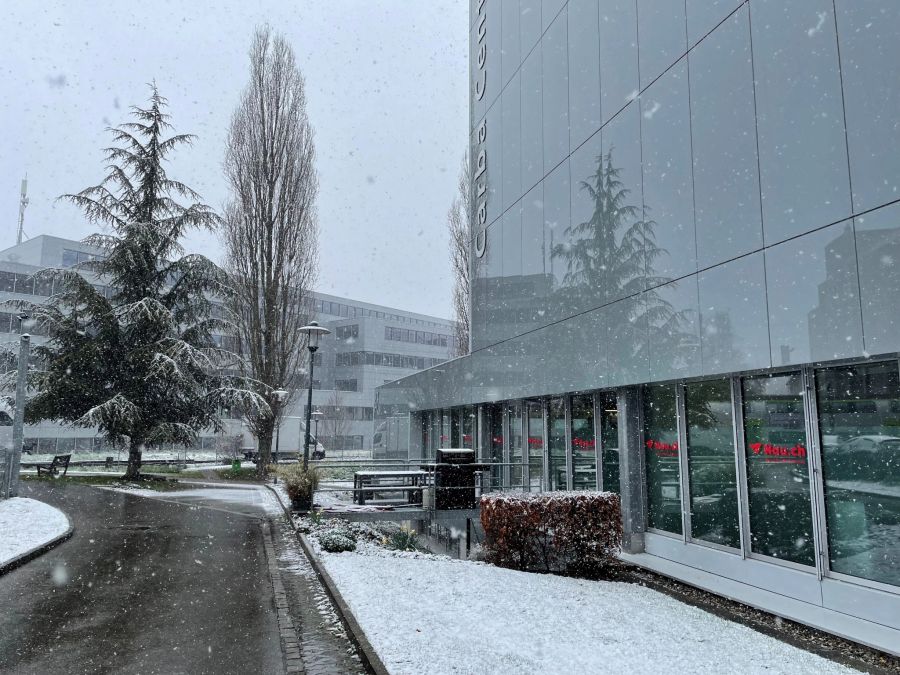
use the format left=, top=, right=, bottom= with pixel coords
left=0, top=509, right=74, bottom=577
left=264, top=485, right=390, bottom=675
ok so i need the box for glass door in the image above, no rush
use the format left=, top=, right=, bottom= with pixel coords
left=598, top=392, right=620, bottom=493
left=741, top=372, right=815, bottom=566
left=526, top=401, right=545, bottom=491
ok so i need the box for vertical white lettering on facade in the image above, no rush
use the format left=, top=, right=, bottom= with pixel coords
left=472, top=1, right=488, bottom=258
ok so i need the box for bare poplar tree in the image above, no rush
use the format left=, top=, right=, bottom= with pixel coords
left=447, top=153, right=472, bottom=356
left=223, top=26, right=319, bottom=474
left=319, top=390, right=351, bottom=455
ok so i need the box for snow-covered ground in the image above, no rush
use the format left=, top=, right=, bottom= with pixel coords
left=0, top=497, right=70, bottom=567
left=315, top=541, right=859, bottom=675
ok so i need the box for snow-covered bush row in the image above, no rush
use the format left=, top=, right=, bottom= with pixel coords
left=480, top=491, right=621, bottom=575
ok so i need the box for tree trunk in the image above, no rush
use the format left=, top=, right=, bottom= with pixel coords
left=124, top=439, right=143, bottom=480
left=257, top=426, right=274, bottom=478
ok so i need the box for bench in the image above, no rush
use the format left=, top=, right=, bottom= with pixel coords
left=36, top=454, right=71, bottom=477
left=353, top=470, right=428, bottom=506
left=242, top=451, right=300, bottom=464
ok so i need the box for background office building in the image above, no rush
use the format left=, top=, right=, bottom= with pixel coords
left=377, top=0, right=900, bottom=654
left=0, top=235, right=457, bottom=456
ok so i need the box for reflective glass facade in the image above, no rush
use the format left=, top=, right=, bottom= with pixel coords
left=378, top=0, right=900, bottom=653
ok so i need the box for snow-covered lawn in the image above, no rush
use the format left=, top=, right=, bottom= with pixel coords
left=0, top=497, right=70, bottom=567
left=316, top=543, right=859, bottom=675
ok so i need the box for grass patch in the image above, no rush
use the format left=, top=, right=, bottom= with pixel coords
left=214, top=467, right=261, bottom=481
left=22, top=473, right=185, bottom=491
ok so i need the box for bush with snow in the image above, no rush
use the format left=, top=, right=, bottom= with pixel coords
left=481, top=491, right=621, bottom=575
left=320, top=530, right=357, bottom=553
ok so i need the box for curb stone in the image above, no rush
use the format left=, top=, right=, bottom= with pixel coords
left=264, top=485, right=389, bottom=675
left=261, top=520, right=306, bottom=675
left=0, top=509, right=74, bottom=577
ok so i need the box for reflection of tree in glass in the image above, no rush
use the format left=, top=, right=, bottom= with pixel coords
left=552, top=148, right=648, bottom=304
left=551, top=148, right=693, bottom=372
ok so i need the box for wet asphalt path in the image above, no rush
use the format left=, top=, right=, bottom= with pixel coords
left=0, top=481, right=283, bottom=675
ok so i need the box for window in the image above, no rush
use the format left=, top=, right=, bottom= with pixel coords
left=816, top=361, right=900, bottom=586
left=336, top=325, right=358, bottom=340
left=508, top=403, right=524, bottom=489
left=742, top=372, right=814, bottom=565
left=571, top=394, right=597, bottom=490
left=643, top=384, right=682, bottom=534
left=547, top=398, right=567, bottom=490
left=686, top=379, right=740, bottom=549
left=335, top=379, right=357, bottom=392
left=599, top=392, right=620, bottom=493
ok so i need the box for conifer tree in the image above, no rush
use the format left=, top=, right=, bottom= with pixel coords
left=17, top=87, right=267, bottom=479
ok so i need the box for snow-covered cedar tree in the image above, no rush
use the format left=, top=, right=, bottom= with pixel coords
left=14, top=86, right=268, bottom=479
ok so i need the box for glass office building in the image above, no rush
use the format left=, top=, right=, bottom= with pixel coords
left=376, top=0, right=900, bottom=654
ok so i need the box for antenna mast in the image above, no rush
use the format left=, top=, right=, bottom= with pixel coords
left=17, top=177, right=29, bottom=244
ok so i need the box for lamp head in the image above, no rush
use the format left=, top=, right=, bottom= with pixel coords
left=299, top=320, right=331, bottom=351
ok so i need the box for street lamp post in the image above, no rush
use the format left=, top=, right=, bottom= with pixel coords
left=2, top=314, right=31, bottom=499
left=298, top=321, right=330, bottom=471
left=273, top=388, right=288, bottom=466
left=310, top=410, right=324, bottom=457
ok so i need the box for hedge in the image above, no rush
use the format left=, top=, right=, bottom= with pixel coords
left=480, top=491, right=622, bottom=575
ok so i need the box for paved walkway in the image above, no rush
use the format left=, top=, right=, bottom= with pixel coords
left=0, top=481, right=362, bottom=675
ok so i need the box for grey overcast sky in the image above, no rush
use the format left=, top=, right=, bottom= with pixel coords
left=0, top=1, right=469, bottom=319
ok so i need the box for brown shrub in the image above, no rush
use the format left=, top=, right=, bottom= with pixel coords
left=480, top=491, right=622, bottom=575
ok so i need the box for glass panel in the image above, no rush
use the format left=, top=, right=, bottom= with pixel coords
left=641, top=60, right=697, bottom=281
left=686, top=379, right=740, bottom=548
left=441, top=410, right=451, bottom=449
left=643, top=384, right=682, bottom=534
left=489, top=405, right=504, bottom=488
left=543, top=160, right=570, bottom=320
left=698, top=252, right=770, bottom=374
left=816, top=361, right=900, bottom=587
left=742, top=372, right=814, bottom=565
left=501, top=0, right=521, bottom=88
left=648, top=277, right=701, bottom=382
left=571, top=394, right=597, bottom=490
left=751, top=0, right=851, bottom=244
left=548, top=398, right=567, bottom=490
left=637, top=0, right=687, bottom=90
left=462, top=406, right=476, bottom=450
left=599, top=0, right=639, bottom=124
left=508, top=402, right=524, bottom=489
left=855, top=204, right=900, bottom=356
left=520, top=0, right=542, bottom=56
left=520, top=43, right=543, bottom=191
left=597, top=392, right=619, bottom=493
left=834, top=1, right=900, bottom=212
left=689, top=6, right=763, bottom=269
left=567, top=0, right=601, bottom=149
left=542, top=8, right=569, bottom=173
left=527, top=402, right=544, bottom=491
left=501, top=72, right=522, bottom=210
left=765, top=222, right=863, bottom=367
left=686, top=0, right=742, bottom=47
left=451, top=409, right=461, bottom=447
left=485, top=100, right=503, bottom=226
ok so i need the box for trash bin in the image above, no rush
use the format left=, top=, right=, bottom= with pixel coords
left=105, top=456, right=114, bottom=469
left=435, top=449, right=478, bottom=510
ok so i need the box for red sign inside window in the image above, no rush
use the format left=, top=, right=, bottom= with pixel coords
left=646, top=439, right=679, bottom=457
left=749, top=442, right=806, bottom=464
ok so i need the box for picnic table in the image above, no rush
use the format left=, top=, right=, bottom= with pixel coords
left=353, top=470, right=429, bottom=506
